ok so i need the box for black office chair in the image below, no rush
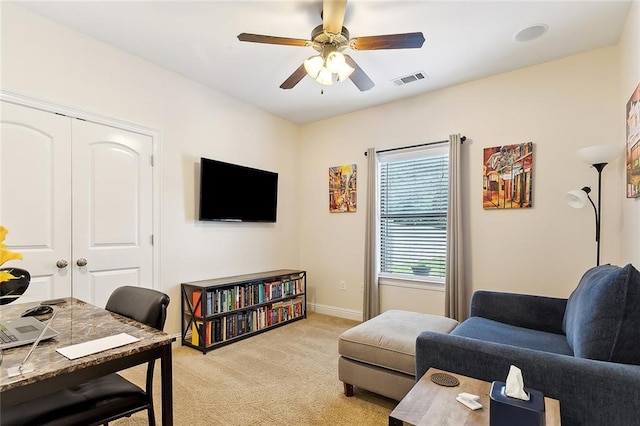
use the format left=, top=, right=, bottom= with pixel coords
left=1, top=286, right=170, bottom=426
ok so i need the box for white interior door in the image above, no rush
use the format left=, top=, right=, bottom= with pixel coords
left=1, top=100, right=155, bottom=308
left=72, top=120, right=154, bottom=307
left=0, top=101, right=72, bottom=303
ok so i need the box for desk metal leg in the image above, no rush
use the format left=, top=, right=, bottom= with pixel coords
left=160, top=344, right=174, bottom=426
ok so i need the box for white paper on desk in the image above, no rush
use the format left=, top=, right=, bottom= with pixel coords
left=56, top=333, right=140, bottom=360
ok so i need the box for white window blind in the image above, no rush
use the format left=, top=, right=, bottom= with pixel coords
left=378, top=145, right=449, bottom=281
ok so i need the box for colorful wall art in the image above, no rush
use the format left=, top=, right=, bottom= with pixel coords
left=329, top=164, right=357, bottom=212
left=483, top=142, right=534, bottom=209
left=626, top=81, right=640, bottom=198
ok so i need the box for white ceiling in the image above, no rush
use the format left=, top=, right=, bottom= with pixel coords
left=13, top=1, right=632, bottom=125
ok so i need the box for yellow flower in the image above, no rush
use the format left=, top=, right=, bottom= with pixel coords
left=0, top=226, right=23, bottom=283
left=0, top=250, right=22, bottom=266
left=0, top=270, right=19, bottom=283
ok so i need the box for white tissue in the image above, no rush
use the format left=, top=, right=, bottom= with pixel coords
left=505, top=365, right=530, bottom=401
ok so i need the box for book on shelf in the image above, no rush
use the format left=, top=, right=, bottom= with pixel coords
left=191, top=320, right=212, bottom=346
left=220, top=316, right=226, bottom=341
left=206, top=291, right=213, bottom=316
left=192, top=290, right=202, bottom=316
left=213, top=318, right=221, bottom=343
left=191, top=322, right=198, bottom=346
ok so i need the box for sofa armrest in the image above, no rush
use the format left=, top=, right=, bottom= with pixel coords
left=470, top=291, right=567, bottom=334
left=416, top=331, right=640, bottom=426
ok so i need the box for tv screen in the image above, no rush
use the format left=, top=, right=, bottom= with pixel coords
left=199, top=157, right=278, bottom=222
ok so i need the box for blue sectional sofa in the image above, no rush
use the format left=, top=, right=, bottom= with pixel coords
left=416, top=263, right=640, bottom=426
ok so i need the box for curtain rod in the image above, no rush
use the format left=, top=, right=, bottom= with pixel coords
left=364, top=136, right=467, bottom=156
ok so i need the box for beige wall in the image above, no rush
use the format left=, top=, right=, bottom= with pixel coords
left=2, top=2, right=638, bottom=328
left=1, top=3, right=301, bottom=335
left=299, top=46, right=625, bottom=319
left=620, top=0, right=640, bottom=267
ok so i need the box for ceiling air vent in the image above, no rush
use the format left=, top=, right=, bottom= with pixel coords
left=392, top=71, right=427, bottom=86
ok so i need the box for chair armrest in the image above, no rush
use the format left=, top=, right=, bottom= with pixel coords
left=416, top=331, right=640, bottom=426
left=470, top=291, right=567, bottom=334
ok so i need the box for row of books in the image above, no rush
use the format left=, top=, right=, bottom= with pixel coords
left=190, top=297, right=305, bottom=346
left=191, top=274, right=305, bottom=316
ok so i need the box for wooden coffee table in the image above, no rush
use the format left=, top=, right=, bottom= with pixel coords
left=389, top=368, right=561, bottom=425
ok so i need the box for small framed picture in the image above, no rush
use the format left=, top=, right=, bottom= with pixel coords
left=329, top=164, right=357, bottom=212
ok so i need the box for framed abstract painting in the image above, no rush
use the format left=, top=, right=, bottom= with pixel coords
left=626, top=82, right=640, bottom=198
left=329, top=164, right=357, bottom=212
left=483, top=142, right=533, bottom=209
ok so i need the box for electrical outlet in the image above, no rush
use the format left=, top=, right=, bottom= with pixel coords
left=340, top=281, right=346, bottom=291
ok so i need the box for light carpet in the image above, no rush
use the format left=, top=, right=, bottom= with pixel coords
left=115, top=312, right=397, bottom=426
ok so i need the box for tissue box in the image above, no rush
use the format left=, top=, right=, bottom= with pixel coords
left=489, top=381, right=545, bottom=426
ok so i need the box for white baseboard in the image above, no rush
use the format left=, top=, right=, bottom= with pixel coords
left=308, top=302, right=362, bottom=321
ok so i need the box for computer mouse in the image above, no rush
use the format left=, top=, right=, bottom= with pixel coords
left=21, top=305, right=53, bottom=317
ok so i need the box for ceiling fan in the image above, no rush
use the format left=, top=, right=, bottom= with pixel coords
left=237, top=0, right=425, bottom=91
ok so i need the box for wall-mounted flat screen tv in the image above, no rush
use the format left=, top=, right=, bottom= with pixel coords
left=199, top=157, right=278, bottom=223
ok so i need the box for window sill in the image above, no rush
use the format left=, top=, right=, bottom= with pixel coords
left=379, top=274, right=445, bottom=292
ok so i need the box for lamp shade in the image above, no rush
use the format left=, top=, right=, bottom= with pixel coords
left=577, top=145, right=621, bottom=165
left=304, top=55, right=324, bottom=79
left=315, top=67, right=334, bottom=86
left=337, top=63, right=355, bottom=82
left=565, top=189, right=588, bottom=208
left=325, top=51, right=346, bottom=73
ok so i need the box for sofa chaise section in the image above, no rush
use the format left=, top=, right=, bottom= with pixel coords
left=416, top=264, right=640, bottom=426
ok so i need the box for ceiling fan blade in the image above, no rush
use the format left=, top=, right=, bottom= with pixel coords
left=322, top=0, right=347, bottom=34
left=237, top=33, right=310, bottom=47
left=351, top=32, right=425, bottom=50
left=344, top=55, right=374, bottom=92
left=280, top=64, right=308, bottom=90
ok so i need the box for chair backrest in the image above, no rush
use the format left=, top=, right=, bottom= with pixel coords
left=105, top=285, right=170, bottom=331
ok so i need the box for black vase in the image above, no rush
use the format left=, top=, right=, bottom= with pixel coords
left=0, top=268, right=30, bottom=305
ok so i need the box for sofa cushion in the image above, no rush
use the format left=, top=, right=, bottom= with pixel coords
left=452, top=317, right=573, bottom=355
left=562, top=263, right=640, bottom=364
left=338, top=310, right=458, bottom=375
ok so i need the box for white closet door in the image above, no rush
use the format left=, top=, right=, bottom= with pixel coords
left=0, top=101, right=72, bottom=303
left=71, top=119, right=154, bottom=307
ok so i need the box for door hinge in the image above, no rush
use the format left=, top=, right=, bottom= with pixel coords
left=150, top=155, right=154, bottom=166
left=150, top=235, right=154, bottom=246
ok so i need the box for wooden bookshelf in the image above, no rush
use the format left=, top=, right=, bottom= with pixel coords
left=181, top=269, right=306, bottom=354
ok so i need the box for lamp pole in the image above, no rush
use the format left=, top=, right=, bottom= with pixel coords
left=579, top=186, right=599, bottom=265
left=592, top=163, right=608, bottom=266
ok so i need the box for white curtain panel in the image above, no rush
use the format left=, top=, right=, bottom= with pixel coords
left=444, top=134, right=466, bottom=321
left=363, top=147, right=379, bottom=320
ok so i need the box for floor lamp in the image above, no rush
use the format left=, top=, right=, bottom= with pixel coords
left=565, top=145, right=621, bottom=266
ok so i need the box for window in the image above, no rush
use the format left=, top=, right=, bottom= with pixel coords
left=378, top=145, right=449, bottom=283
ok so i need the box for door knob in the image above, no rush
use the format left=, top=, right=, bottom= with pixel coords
left=76, top=258, right=88, bottom=267
left=56, top=259, right=68, bottom=268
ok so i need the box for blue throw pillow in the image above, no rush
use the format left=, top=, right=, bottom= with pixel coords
left=563, top=263, right=640, bottom=364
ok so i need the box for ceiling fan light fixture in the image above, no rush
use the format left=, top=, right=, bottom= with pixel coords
left=337, top=63, right=355, bottom=82
left=315, top=67, right=334, bottom=85
left=325, top=51, right=346, bottom=73
left=304, top=55, right=324, bottom=78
